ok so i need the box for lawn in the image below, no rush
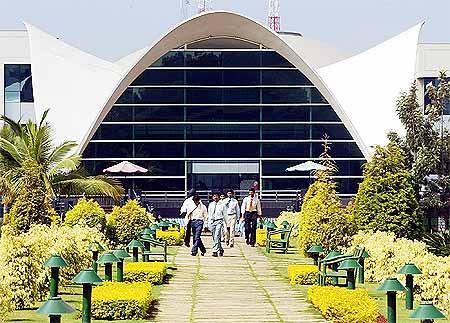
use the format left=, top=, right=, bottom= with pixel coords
left=260, top=247, right=450, bottom=323
left=7, top=246, right=179, bottom=323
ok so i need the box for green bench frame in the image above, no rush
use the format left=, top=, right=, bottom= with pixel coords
left=140, top=236, right=168, bottom=262
left=265, top=225, right=293, bottom=254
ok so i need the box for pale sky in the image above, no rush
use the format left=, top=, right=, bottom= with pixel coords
left=0, top=0, right=449, bottom=61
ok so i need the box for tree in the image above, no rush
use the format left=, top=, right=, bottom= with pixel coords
left=0, top=111, right=124, bottom=204
left=351, top=144, right=422, bottom=239
left=297, top=140, right=356, bottom=252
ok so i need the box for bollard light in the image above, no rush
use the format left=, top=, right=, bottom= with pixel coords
left=113, top=249, right=131, bottom=282
left=281, top=220, right=290, bottom=229
left=398, top=263, right=422, bottom=310
left=98, top=252, right=120, bottom=281
left=127, top=239, right=144, bottom=262
left=378, top=278, right=406, bottom=323
left=140, top=228, right=153, bottom=262
left=44, top=254, right=68, bottom=298
left=358, top=250, right=370, bottom=284
left=36, top=296, right=74, bottom=323
left=337, top=259, right=362, bottom=290
left=150, top=224, right=159, bottom=238
left=73, top=269, right=103, bottom=323
left=409, top=300, right=445, bottom=323
left=307, top=245, right=325, bottom=265
left=88, top=242, right=105, bottom=274
left=159, top=220, right=170, bottom=232
left=265, top=221, right=276, bottom=232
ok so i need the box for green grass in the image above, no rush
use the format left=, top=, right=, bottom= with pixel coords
left=7, top=246, right=179, bottom=322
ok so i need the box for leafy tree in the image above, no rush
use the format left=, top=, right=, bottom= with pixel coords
left=351, top=144, right=422, bottom=239
left=297, top=140, right=356, bottom=252
left=0, top=111, right=124, bottom=204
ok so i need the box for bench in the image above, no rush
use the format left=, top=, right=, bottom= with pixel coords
left=139, top=236, right=168, bottom=262
left=265, top=225, right=293, bottom=254
left=317, top=246, right=365, bottom=287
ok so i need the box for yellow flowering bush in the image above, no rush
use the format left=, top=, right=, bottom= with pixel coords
left=0, top=266, right=15, bottom=322
left=156, top=230, right=182, bottom=246
left=64, top=197, right=106, bottom=232
left=124, top=262, right=167, bottom=284
left=308, top=285, right=379, bottom=323
left=349, top=231, right=450, bottom=315
left=92, top=282, right=152, bottom=320
left=275, top=211, right=300, bottom=239
left=288, top=264, right=317, bottom=285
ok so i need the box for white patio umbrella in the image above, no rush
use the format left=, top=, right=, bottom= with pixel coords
left=103, top=161, right=148, bottom=197
left=286, top=161, right=328, bottom=185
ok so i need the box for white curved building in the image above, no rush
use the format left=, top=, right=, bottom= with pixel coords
left=0, top=11, right=442, bottom=199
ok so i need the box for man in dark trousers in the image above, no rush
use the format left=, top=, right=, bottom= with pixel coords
left=240, top=187, right=262, bottom=247
left=180, top=188, right=197, bottom=247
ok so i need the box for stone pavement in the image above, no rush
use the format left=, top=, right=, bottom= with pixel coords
left=153, top=235, right=326, bottom=323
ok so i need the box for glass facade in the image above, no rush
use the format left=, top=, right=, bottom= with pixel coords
left=4, top=64, right=35, bottom=121
left=83, top=46, right=365, bottom=193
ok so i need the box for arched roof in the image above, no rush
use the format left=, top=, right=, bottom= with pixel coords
left=25, top=11, right=423, bottom=159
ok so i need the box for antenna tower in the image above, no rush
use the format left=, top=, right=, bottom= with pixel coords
left=197, top=0, right=213, bottom=14
left=180, top=0, right=191, bottom=20
left=268, top=0, right=281, bottom=32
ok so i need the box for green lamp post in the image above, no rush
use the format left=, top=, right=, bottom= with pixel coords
left=409, top=301, right=446, bottom=323
left=98, top=252, right=120, bottom=281
left=358, top=250, right=370, bottom=284
left=337, top=259, right=362, bottom=290
left=36, top=296, right=74, bottom=323
left=281, top=220, right=290, bottom=229
left=73, top=269, right=103, bottom=323
left=150, top=224, right=159, bottom=238
left=88, top=242, right=105, bottom=274
left=140, top=228, right=153, bottom=262
left=44, top=254, right=68, bottom=298
left=159, top=220, right=170, bottom=232
left=127, top=239, right=144, bottom=262
left=265, top=221, right=276, bottom=232
left=307, top=245, right=324, bottom=265
left=398, top=263, right=422, bottom=310
left=113, top=249, right=131, bottom=282
left=378, top=278, right=406, bottom=323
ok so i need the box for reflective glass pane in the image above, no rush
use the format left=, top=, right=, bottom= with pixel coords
left=311, top=88, right=328, bottom=103
left=134, top=106, right=184, bottom=122
left=223, top=70, right=260, bottom=85
left=311, top=124, right=352, bottom=140
left=133, top=178, right=185, bottom=191
left=134, top=125, right=185, bottom=140
left=83, top=143, right=133, bottom=158
left=186, top=106, right=260, bottom=122
left=335, top=160, right=365, bottom=176
left=187, top=70, right=222, bottom=85
left=262, top=124, right=310, bottom=139
left=151, top=51, right=184, bottom=67
left=117, top=88, right=184, bottom=104
left=312, top=142, right=363, bottom=158
left=131, top=69, right=184, bottom=85
left=222, top=51, right=261, bottom=67
left=104, top=106, right=133, bottom=122
left=335, top=178, right=361, bottom=194
left=187, top=143, right=259, bottom=158
left=262, top=52, right=294, bottom=68
left=4, top=103, right=21, bottom=121
left=134, top=143, right=184, bottom=158
left=262, top=88, right=311, bottom=104
left=311, top=106, right=340, bottom=121
left=223, top=88, right=260, bottom=104
left=20, top=103, right=35, bottom=122
left=92, top=124, right=133, bottom=140
left=20, top=76, right=34, bottom=102
left=262, top=143, right=310, bottom=157
left=186, top=124, right=259, bottom=140
left=262, top=106, right=310, bottom=121
left=262, top=70, right=312, bottom=86
left=5, top=91, right=20, bottom=103
left=263, top=178, right=309, bottom=190
left=4, top=64, right=20, bottom=91
left=88, top=160, right=185, bottom=176
left=185, top=51, right=222, bottom=67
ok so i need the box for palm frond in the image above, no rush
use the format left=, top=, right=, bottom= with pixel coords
left=53, top=175, right=124, bottom=200
left=47, top=141, right=79, bottom=168
left=47, top=154, right=81, bottom=179
left=423, top=231, right=450, bottom=256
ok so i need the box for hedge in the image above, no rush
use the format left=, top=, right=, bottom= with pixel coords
left=92, top=282, right=152, bottom=320
left=288, top=264, right=317, bottom=285
left=156, top=230, right=183, bottom=246
left=124, top=262, right=167, bottom=284
left=308, top=285, right=379, bottom=323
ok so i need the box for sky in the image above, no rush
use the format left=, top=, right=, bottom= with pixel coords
left=0, top=0, right=449, bottom=61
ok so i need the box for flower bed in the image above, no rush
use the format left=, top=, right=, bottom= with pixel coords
left=288, top=264, right=317, bottom=285
left=156, top=230, right=183, bottom=246
left=124, top=262, right=167, bottom=284
left=308, top=285, right=379, bottom=323
left=92, top=282, right=152, bottom=320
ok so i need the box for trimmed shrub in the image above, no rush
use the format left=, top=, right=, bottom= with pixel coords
left=124, top=262, right=167, bottom=284
left=288, top=264, right=317, bottom=285
left=0, top=266, right=15, bottom=322
left=107, top=200, right=153, bottom=246
left=92, top=282, right=152, bottom=320
left=275, top=211, right=300, bottom=239
left=308, top=285, right=379, bottom=323
left=64, top=197, right=106, bottom=232
left=156, top=230, right=182, bottom=246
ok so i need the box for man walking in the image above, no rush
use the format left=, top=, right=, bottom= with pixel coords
left=188, top=195, right=208, bottom=256
left=180, top=188, right=197, bottom=247
left=241, top=188, right=262, bottom=247
left=208, top=192, right=228, bottom=257
left=223, top=189, right=240, bottom=248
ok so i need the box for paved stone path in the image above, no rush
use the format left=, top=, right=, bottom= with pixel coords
left=153, top=236, right=326, bottom=323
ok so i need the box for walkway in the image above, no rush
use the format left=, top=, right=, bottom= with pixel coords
left=153, top=236, right=326, bottom=323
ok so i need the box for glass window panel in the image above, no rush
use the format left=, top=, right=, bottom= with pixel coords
left=262, top=70, right=312, bottom=86
left=151, top=51, right=184, bottom=67
left=134, top=106, right=184, bottom=122
left=334, top=160, right=365, bottom=176
left=134, top=178, right=185, bottom=191
left=186, top=124, right=259, bottom=140
left=20, top=76, right=34, bottom=102
left=104, top=106, right=133, bottom=122
left=185, top=51, right=222, bottom=67
left=262, top=124, right=310, bottom=139
left=335, top=178, right=361, bottom=194
left=186, top=106, right=260, bottom=122
left=187, top=143, right=259, bottom=158
left=262, top=52, right=294, bottom=68
left=4, top=103, right=21, bottom=121
left=5, top=91, right=20, bottom=103
left=187, top=70, right=222, bottom=85
left=131, top=69, right=184, bottom=85
left=89, top=160, right=185, bottom=176
left=222, top=51, right=261, bottom=67
left=223, top=88, right=260, bottom=104
left=4, top=64, right=20, bottom=91
left=117, top=88, right=184, bottom=104
left=263, top=178, right=309, bottom=190
left=223, top=69, right=260, bottom=85
left=312, top=142, right=363, bottom=158
left=81, top=160, right=96, bottom=175
left=20, top=103, right=35, bottom=122
left=262, top=106, right=310, bottom=122
left=311, top=87, right=328, bottom=103
left=186, top=88, right=221, bottom=104
left=134, top=143, right=184, bottom=158
left=83, top=143, right=133, bottom=159
left=262, top=143, right=310, bottom=158
left=311, top=106, right=340, bottom=121
left=134, top=125, right=185, bottom=140
left=92, top=124, right=133, bottom=140
left=262, top=88, right=311, bottom=104
left=311, top=124, right=352, bottom=140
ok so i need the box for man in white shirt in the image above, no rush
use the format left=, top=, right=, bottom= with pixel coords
left=186, top=195, right=208, bottom=256
left=240, top=187, right=262, bottom=247
left=208, top=192, right=228, bottom=257
left=223, top=189, right=240, bottom=248
left=180, top=188, right=197, bottom=247
left=219, top=192, right=227, bottom=242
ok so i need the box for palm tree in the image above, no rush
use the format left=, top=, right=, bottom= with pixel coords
left=0, top=110, right=124, bottom=204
